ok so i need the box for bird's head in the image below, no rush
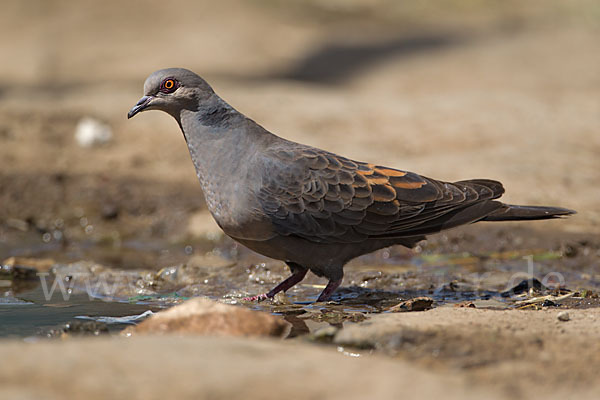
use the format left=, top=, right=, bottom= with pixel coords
left=127, top=68, right=214, bottom=119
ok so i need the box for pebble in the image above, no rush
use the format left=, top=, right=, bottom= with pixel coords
left=557, top=311, right=570, bottom=322
left=388, top=297, right=434, bottom=312
left=74, top=117, right=113, bottom=148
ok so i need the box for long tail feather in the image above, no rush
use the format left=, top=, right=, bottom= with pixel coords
left=482, top=204, right=576, bottom=221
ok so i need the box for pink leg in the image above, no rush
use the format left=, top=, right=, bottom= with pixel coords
left=243, top=267, right=308, bottom=301
left=316, top=278, right=343, bottom=302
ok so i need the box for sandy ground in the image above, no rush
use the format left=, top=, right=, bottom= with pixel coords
left=1, top=1, right=599, bottom=399
left=0, top=335, right=505, bottom=400
left=1, top=308, right=599, bottom=400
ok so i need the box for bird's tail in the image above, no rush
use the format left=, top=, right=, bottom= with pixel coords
left=481, top=204, right=576, bottom=221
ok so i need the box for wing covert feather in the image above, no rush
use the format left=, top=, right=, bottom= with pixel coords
left=256, top=143, right=504, bottom=244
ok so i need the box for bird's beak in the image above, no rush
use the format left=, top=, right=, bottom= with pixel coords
left=127, top=95, right=154, bottom=119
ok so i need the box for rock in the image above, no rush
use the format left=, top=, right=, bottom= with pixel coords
left=74, top=117, right=113, bottom=148
left=557, top=311, right=570, bottom=322
left=125, top=297, right=289, bottom=337
left=388, top=296, right=434, bottom=312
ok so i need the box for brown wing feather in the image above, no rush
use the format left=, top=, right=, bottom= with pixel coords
left=256, top=143, right=505, bottom=244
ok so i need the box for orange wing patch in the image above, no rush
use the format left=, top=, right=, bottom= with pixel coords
left=355, top=164, right=376, bottom=176
left=375, top=167, right=407, bottom=178
left=355, top=163, right=426, bottom=198
left=364, top=176, right=388, bottom=185
left=356, top=164, right=389, bottom=185
left=392, top=180, right=426, bottom=189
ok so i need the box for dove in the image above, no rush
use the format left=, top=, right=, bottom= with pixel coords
left=128, top=68, right=575, bottom=302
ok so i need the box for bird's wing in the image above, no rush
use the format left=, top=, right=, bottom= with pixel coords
left=256, top=143, right=505, bottom=244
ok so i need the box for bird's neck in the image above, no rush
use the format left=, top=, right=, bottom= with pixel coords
left=176, top=95, right=273, bottom=221
left=178, top=97, right=240, bottom=177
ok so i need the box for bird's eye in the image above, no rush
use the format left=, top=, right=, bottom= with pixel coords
left=160, top=78, right=178, bottom=93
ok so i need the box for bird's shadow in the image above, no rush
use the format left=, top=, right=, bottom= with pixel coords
left=270, top=33, right=462, bottom=85
left=318, top=276, right=554, bottom=307
left=314, top=285, right=508, bottom=308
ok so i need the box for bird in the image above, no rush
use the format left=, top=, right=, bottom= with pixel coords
left=128, top=68, right=575, bottom=302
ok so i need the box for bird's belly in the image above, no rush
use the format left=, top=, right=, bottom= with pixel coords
left=234, top=235, right=406, bottom=280
left=233, top=236, right=364, bottom=267
left=234, top=236, right=351, bottom=280
left=198, top=175, right=273, bottom=241
left=206, top=201, right=275, bottom=242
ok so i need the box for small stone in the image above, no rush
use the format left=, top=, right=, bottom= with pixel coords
left=74, top=117, right=113, bottom=148
left=388, top=297, right=434, bottom=312
left=557, top=311, right=570, bottom=322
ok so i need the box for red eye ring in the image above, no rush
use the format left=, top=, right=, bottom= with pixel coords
left=160, top=78, right=178, bottom=93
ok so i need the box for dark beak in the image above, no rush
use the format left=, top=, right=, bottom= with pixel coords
left=127, top=95, right=153, bottom=119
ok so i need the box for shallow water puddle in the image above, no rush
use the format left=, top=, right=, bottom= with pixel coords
left=1, top=240, right=598, bottom=338
left=0, top=282, right=160, bottom=338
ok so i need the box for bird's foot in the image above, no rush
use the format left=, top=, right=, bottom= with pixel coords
left=316, top=278, right=343, bottom=302
left=242, top=293, right=270, bottom=302
left=243, top=267, right=309, bottom=302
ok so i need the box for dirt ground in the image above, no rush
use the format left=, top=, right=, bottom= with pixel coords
left=0, top=1, right=599, bottom=399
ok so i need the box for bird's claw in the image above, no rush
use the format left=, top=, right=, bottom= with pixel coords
left=242, top=293, right=270, bottom=302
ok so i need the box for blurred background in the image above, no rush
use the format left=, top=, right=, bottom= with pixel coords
left=1, top=0, right=599, bottom=266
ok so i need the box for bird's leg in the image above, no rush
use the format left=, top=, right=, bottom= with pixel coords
left=316, top=278, right=343, bottom=302
left=243, top=263, right=308, bottom=301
